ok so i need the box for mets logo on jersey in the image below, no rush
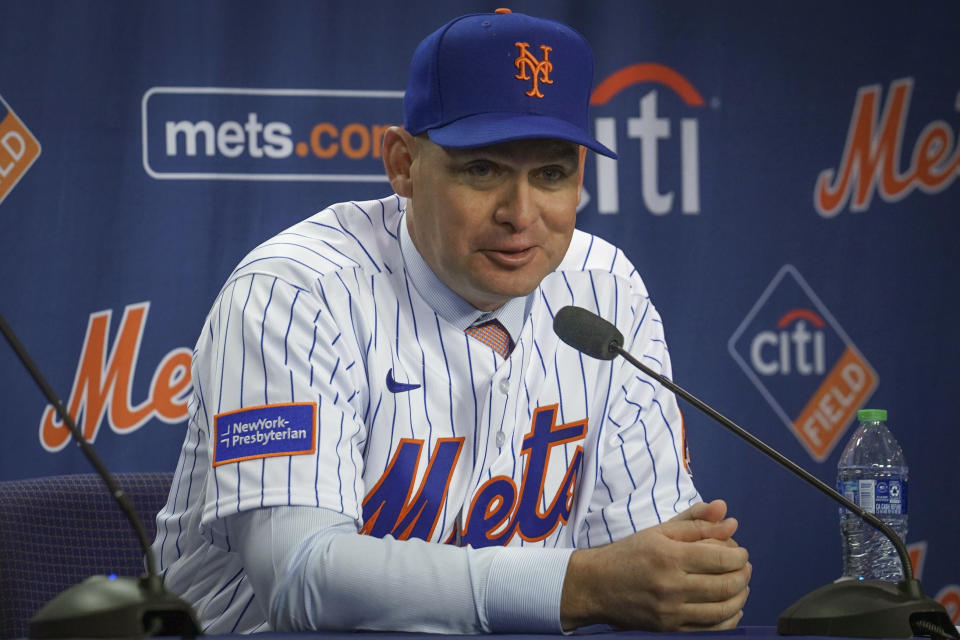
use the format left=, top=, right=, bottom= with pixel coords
left=728, top=265, right=878, bottom=461
left=514, top=42, right=553, bottom=98
left=360, top=404, right=585, bottom=547
left=0, top=93, right=41, bottom=207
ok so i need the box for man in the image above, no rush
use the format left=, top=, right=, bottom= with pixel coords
left=152, top=9, right=751, bottom=634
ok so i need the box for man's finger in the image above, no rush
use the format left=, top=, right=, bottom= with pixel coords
left=701, top=536, right=741, bottom=548
left=678, top=540, right=750, bottom=574
left=682, top=563, right=753, bottom=602
left=673, top=584, right=751, bottom=629
left=678, top=607, right=746, bottom=632
left=660, top=515, right=738, bottom=543
left=669, top=499, right=728, bottom=524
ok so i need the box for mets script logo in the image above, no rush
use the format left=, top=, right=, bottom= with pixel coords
left=728, top=265, right=878, bottom=461
left=815, top=78, right=960, bottom=217
left=360, top=404, right=585, bottom=546
left=38, top=302, right=192, bottom=451
left=514, top=42, right=553, bottom=98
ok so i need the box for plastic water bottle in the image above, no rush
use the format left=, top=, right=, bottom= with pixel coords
left=837, top=409, right=908, bottom=581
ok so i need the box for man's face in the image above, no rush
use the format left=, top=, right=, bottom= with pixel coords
left=405, top=136, right=585, bottom=311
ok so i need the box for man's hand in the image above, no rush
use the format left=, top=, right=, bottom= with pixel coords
left=560, top=499, right=752, bottom=631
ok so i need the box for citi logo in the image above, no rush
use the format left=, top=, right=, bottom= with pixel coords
left=729, top=266, right=878, bottom=461
left=587, top=63, right=704, bottom=215
left=750, top=309, right=826, bottom=376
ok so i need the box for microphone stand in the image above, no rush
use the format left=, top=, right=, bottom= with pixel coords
left=611, top=343, right=956, bottom=638
left=0, top=312, right=200, bottom=638
left=553, top=305, right=957, bottom=638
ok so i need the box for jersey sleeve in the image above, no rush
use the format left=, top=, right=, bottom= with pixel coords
left=578, top=271, right=700, bottom=546
left=232, top=505, right=572, bottom=633
left=192, top=272, right=370, bottom=542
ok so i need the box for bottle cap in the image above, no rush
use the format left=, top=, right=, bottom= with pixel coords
left=857, top=408, right=887, bottom=422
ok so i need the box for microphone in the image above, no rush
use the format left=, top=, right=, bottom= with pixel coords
left=552, top=305, right=623, bottom=360
left=553, top=305, right=957, bottom=639
left=0, top=312, right=201, bottom=639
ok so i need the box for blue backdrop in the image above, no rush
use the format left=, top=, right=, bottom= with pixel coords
left=1, top=0, right=957, bottom=626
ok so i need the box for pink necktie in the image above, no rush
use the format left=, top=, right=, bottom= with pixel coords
left=465, top=320, right=513, bottom=359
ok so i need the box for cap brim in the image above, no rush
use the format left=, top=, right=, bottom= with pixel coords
left=426, top=112, right=617, bottom=159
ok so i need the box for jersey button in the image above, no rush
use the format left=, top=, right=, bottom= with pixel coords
left=495, top=431, right=506, bottom=447
left=498, top=378, right=509, bottom=394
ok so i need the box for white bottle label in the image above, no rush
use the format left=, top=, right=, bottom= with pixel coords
left=840, top=476, right=907, bottom=515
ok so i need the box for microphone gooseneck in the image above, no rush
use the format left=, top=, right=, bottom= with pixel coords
left=0, top=312, right=200, bottom=638
left=0, top=313, right=158, bottom=580
left=610, top=344, right=914, bottom=581
left=552, top=305, right=957, bottom=639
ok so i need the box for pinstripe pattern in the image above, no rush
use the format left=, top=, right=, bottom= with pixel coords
left=152, top=195, right=698, bottom=633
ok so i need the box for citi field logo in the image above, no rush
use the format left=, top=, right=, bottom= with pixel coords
left=728, top=265, right=878, bottom=461
left=0, top=93, right=41, bottom=206
left=141, top=87, right=402, bottom=181
left=38, top=302, right=192, bottom=452
left=815, top=78, right=960, bottom=216
left=585, top=63, right=705, bottom=215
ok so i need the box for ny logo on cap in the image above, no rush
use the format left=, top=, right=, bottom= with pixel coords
left=514, top=42, right=553, bottom=98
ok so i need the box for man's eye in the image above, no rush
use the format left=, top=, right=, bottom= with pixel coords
left=539, top=166, right=567, bottom=182
left=465, top=162, right=497, bottom=178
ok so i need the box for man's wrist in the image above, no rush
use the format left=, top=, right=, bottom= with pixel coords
left=560, top=548, right=601, bottom=631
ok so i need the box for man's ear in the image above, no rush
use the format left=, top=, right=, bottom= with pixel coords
left=382, top=126, right=417, bottom=197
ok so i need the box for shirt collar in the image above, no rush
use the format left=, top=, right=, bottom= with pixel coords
left=398, top=210, right=530, bottom=341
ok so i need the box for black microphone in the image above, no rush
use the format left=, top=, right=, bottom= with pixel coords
left=553, top=305, right=957, bottom=639
left=0, top=312, right=201, bottom=639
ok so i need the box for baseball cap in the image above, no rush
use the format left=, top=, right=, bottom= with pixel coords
left=403, top=8, right=616, bottom=158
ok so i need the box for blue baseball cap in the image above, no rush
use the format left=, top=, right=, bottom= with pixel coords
left=403, top=9, right=616, bottom=158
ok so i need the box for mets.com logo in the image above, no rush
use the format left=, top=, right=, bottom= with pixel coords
left=728, top=265, right=878, bottom=462
left=142, top=87, right=403, bottom=181
left=0, top=93, right=41, bottom=206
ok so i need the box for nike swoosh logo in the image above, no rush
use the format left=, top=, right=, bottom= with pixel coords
left=386, top=368, right=420, bottom=393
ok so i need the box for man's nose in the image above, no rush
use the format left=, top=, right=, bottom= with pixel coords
left=494, top=177, right=538, bottom=230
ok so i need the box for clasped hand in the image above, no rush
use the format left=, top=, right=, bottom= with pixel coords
left=561, top=499, right=752, bottom=631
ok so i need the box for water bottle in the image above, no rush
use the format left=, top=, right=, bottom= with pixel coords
left=837, top=408, right=908, bottom=581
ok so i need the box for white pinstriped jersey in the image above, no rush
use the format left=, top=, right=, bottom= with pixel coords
left=152, top=194, right=698, bottom=634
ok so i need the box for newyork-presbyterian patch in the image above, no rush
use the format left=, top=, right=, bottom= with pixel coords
left=213, top=402, right=316, bottom=466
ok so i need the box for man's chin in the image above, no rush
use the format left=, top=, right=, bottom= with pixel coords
left=467, top=279, right=541, bottom=310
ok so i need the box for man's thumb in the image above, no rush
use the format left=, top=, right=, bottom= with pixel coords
left=669, top=499, right=728, bottom=524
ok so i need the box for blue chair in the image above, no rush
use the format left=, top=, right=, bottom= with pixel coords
left=0, top=472, right=173, bottom=639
